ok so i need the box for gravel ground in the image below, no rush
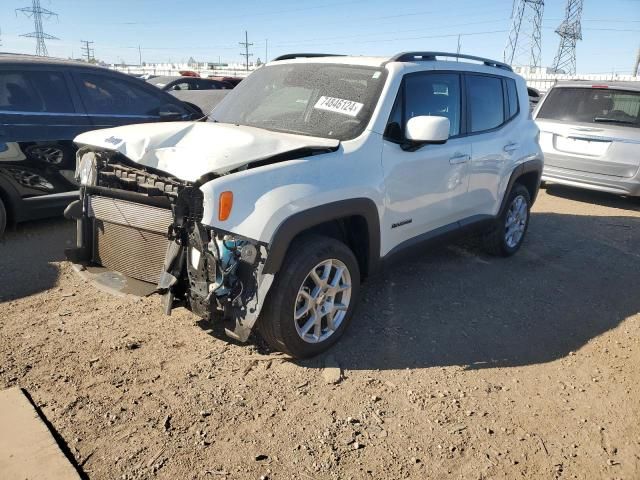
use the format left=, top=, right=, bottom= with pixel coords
left=1, top=185, right=639, bottom=480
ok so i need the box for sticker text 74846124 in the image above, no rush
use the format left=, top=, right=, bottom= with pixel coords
left=314, top=96, right=364, bottom=117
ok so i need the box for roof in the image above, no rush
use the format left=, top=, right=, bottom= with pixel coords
left=0, top=52, right=110, bottom=70
left=267, top=55, right=390, bottom=68
left=268, top=51, right=513, bottom=73
left=551, top=80, right=640, bottom=92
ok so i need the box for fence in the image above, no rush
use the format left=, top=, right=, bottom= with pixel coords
left=110, top=63, right=253, bottom=78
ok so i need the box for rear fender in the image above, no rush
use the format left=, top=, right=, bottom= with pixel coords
left=499, top=158, right=543, bottom=215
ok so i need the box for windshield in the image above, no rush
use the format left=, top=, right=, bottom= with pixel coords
left=209, top=63, right=387, bottom=140
left=537, top=87, right=640, bottom=128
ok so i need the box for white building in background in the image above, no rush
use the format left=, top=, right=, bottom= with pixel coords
left=111, top=61, right=256, bottom=78
left=511, top=65, right=640, bottom=92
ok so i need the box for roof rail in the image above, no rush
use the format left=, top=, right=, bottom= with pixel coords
left=388, top=51, right=512, bottom=71
left=272, top=53, right=345, bottom=61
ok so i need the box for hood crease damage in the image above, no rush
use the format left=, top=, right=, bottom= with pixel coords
left=75, top=121, right=340, bottom=182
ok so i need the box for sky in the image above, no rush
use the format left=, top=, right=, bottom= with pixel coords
left=1, top=0, right=639, bottom=73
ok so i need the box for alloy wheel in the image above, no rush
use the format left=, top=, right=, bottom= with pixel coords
left=504, top=194, right=528, bottom=248
left=293, top=258, right=352, bottom=343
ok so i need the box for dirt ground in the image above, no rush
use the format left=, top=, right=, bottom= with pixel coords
left=1, top=185, right=639, bottom=480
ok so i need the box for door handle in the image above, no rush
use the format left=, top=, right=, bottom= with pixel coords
left=503, top=142, right=519, bottom=152
left=449, top=153, right=470, bottom=165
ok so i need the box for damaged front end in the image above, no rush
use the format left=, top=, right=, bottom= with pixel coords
left=65, top=147, right=272, bottom=342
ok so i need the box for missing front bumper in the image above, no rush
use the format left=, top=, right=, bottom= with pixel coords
left=66, top=191, right=273, bottom=342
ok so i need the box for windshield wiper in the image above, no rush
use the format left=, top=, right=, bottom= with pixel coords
left=593, top=117, right=637, bottom=125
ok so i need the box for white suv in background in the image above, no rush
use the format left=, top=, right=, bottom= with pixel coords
left=67, top=52, right=543, bottom=357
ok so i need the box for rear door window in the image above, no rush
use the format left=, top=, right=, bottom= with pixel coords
left=75, top=73, right=168, bottom=116
left=537, top=87, right=640, bottom=128
left=466, top=74, right=505, bottom=133
left=0, top=70, right=75, bottom=113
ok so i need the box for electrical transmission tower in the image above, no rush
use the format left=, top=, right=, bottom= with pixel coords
left=16, top=0, right=58, bottom=56
left=552, top=0, right=584, bottom=75
left=239, top=31, right=253, bottom=71
left=504, top=0, right=545, bottom=69
left=81, top=40, right=95, bottom=62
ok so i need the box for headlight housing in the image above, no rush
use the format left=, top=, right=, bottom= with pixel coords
left=76, top=151, right=97, bottom=186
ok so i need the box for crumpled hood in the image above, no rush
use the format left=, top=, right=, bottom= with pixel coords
left=74, top=122, right=339, bottom=182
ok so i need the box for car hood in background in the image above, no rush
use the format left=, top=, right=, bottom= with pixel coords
left=74, top=122, right=339, bottom=182
left=170, top=90, right=231, bottom=114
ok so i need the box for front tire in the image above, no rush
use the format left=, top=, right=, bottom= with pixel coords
left=259, top=235, right=360, bottom=358
left=0, top=197, right=6, bottom=238
left=483, top=184, right=531, bottom=256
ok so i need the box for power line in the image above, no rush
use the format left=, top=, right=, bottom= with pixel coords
left=552, top=0, right=584, bottom=75
left=274, top=18, right=509, bottom=47
left=81, top=39, right=95, bottom=62
left=504, top=0, right=545, bottom=69
left=16, top=0, right=58, bottom=57
left=239, top=30, right=253, bottom=71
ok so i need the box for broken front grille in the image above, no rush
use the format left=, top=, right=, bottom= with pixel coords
left=89, top=195, right=173, bottom=284
left=97, top=162, right=184, bottom=197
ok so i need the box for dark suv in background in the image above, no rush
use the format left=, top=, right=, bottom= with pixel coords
left=0, top=53, right=201, bottom=235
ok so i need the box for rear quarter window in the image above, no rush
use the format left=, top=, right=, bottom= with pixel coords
left=506, top=78, right=519, bottom=119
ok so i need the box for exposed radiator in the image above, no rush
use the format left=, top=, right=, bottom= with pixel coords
left=88, top=195, right=173, bottom=284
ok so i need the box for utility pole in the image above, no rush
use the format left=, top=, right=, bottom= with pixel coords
left=138, top=45, right=142, bottom=66
left=265, top=39, right=268, bottom=63
left=239, top=30, right=253, bottom=71
left=552, top=0, right=584, bottom=75
left=16, top=0, right=59, bottom=57
left=504, top=0, right=545, bottom=69
left=633, top=46, right=640, bottom=77
left=80, top=39, right=94, bottom=62
left=456, top=34, right=461, bottom=56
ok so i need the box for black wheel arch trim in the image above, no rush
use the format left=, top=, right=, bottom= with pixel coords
left=499, top=158, right=543, bottom=216
left=0, top=175, right=23, bottom=223
left=262, top=198, right=381, bottom=276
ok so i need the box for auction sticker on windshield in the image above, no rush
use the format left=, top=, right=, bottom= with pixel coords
left=314, top=96, right=364, bottom=117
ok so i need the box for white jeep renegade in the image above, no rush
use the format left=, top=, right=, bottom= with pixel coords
left=66, top=52, right=543, bottom=358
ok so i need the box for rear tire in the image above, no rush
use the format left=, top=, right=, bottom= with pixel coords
left=259, top=235, right=360, bottom=358
left=483, top=184, right=531, bottom=257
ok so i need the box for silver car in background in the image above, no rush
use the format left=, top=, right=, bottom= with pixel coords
left=534, top=81, right=640, bottom=197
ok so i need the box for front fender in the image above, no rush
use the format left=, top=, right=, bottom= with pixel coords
left=262, top=197, right=381, bottom=274
left=198, top=141, right=385, bottom=262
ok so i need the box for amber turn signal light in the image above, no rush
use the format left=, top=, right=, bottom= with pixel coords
left=218, top=191, right=233, bottom=221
